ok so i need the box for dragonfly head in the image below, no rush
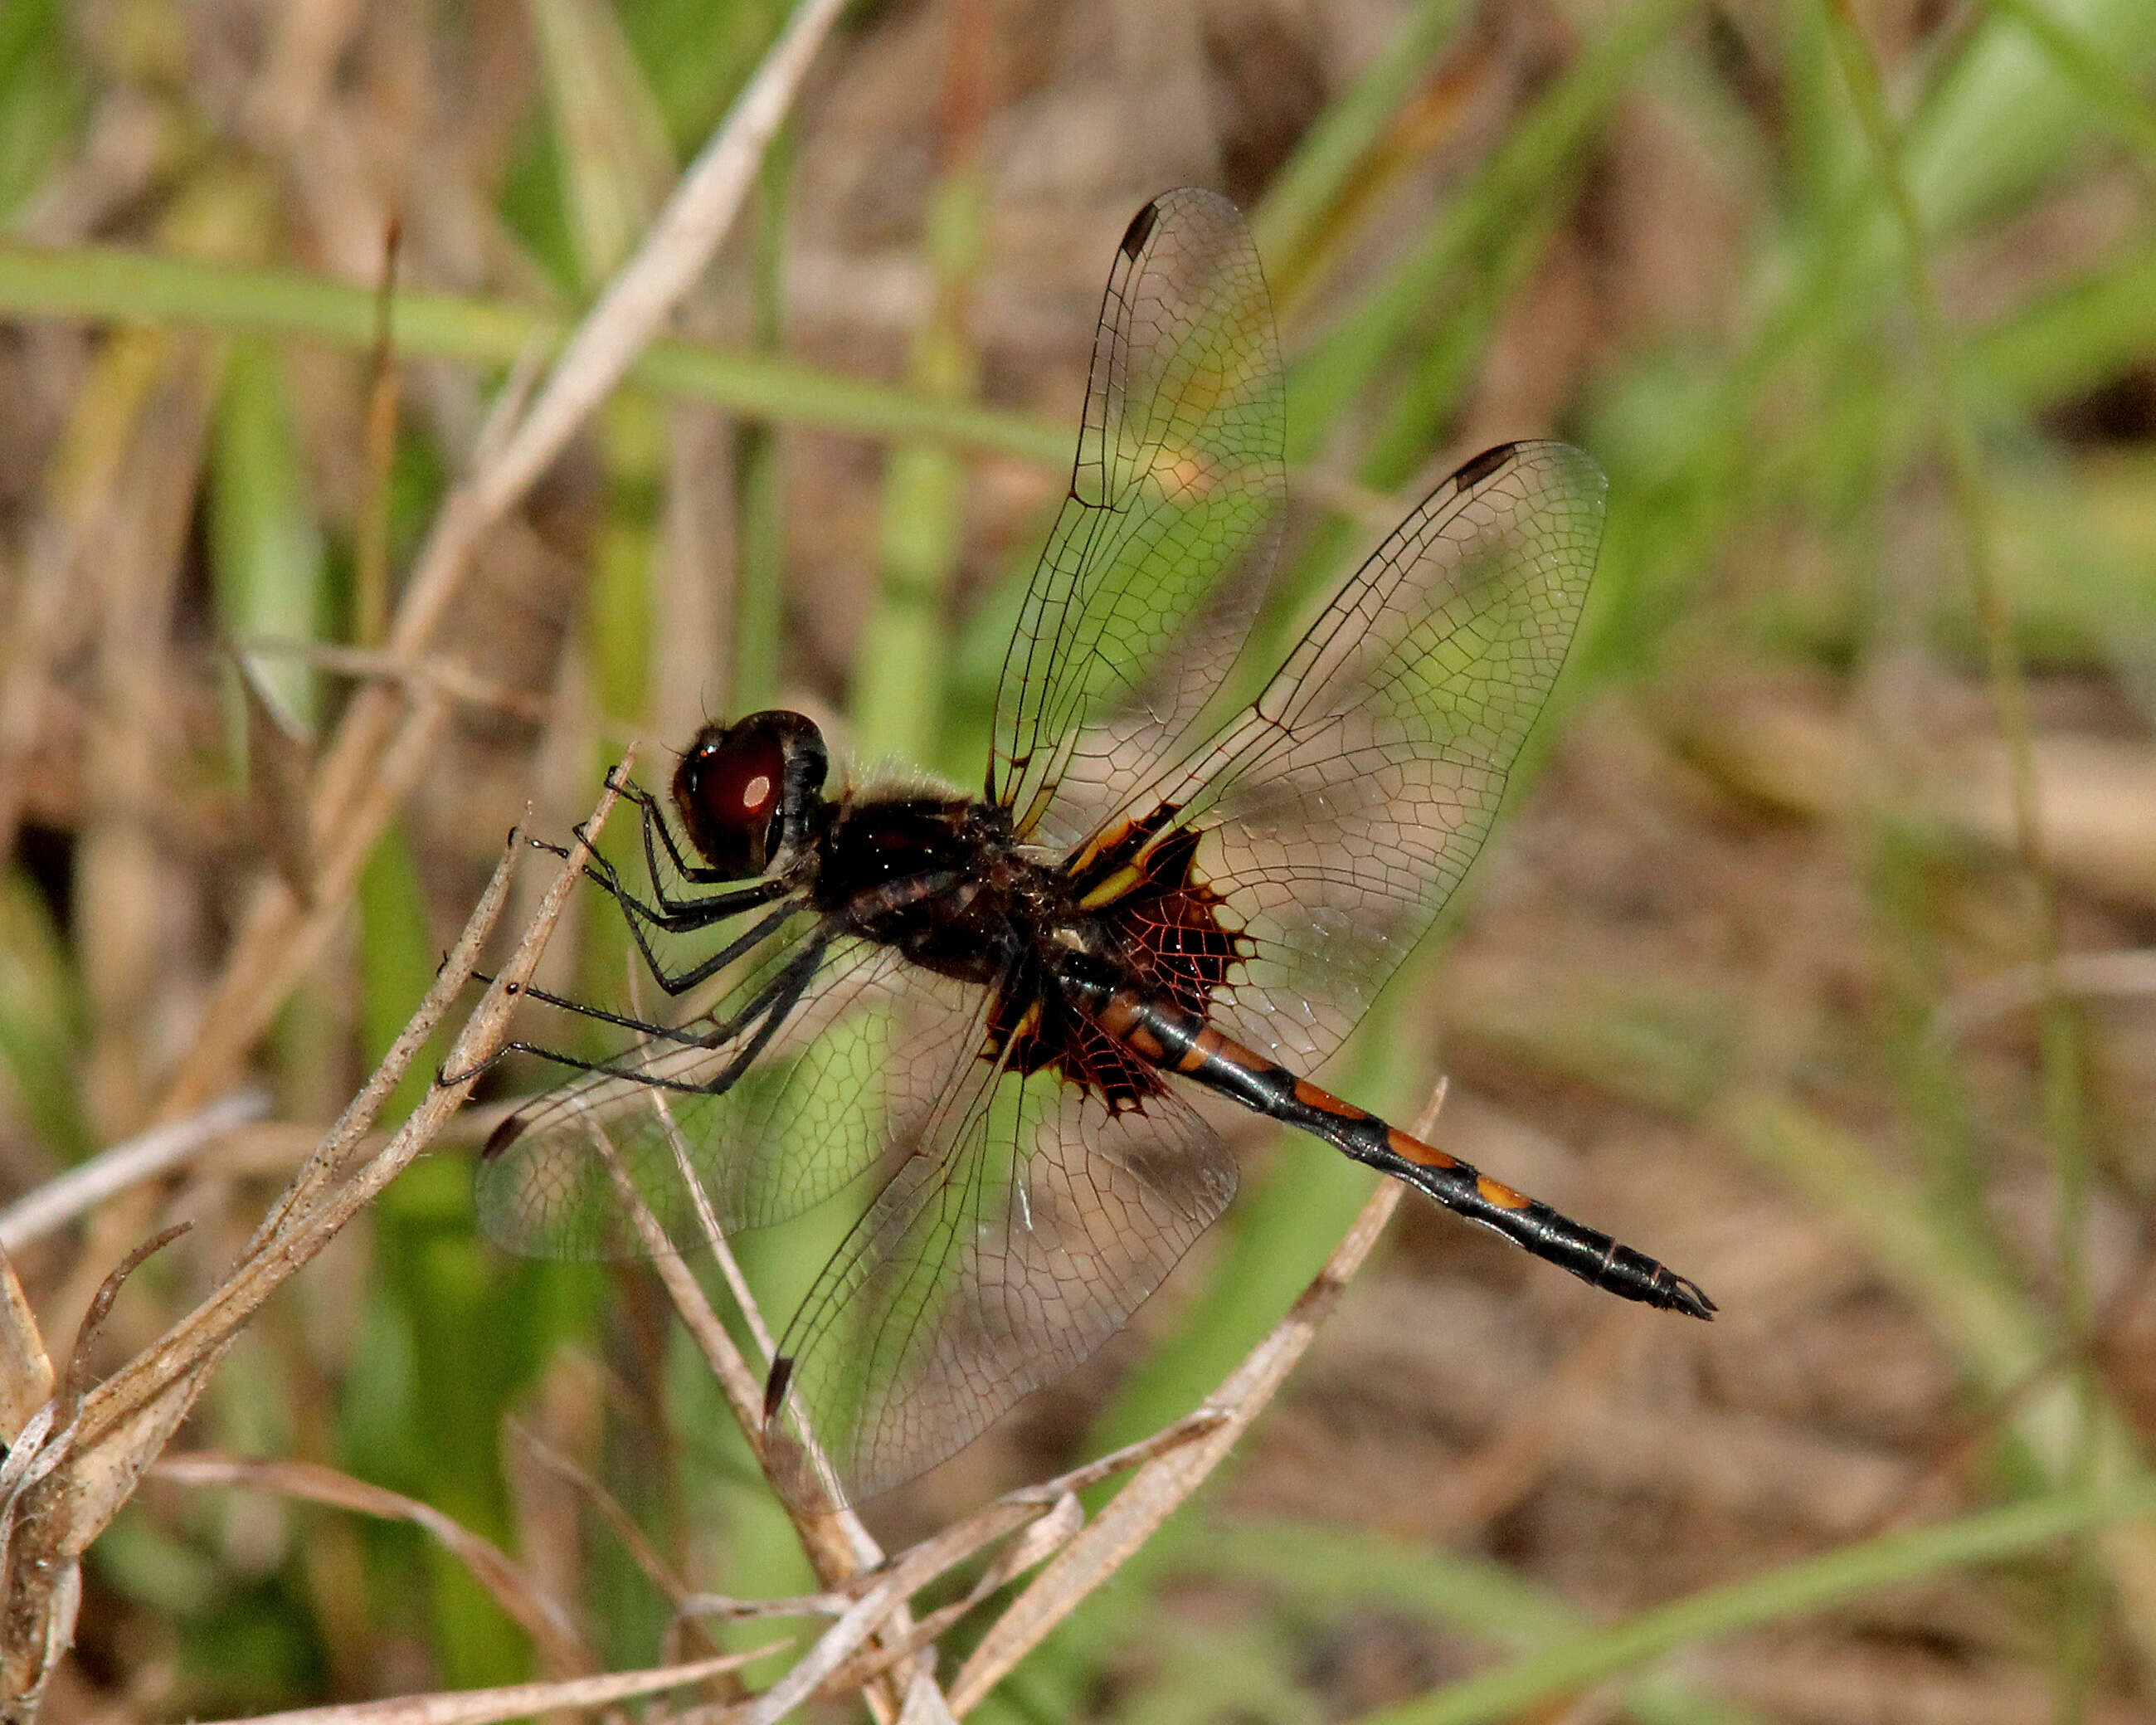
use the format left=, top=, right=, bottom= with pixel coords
left=673, top=711, right=830, bottom=879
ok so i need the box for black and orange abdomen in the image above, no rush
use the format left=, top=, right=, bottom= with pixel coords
left=1093, top=987, right=1715, bottom=1320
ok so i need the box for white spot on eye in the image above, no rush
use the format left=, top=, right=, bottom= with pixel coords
left=740, top=772, right=773, bottom=810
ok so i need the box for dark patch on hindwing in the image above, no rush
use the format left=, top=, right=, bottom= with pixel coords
left=981, top=803, right=1253, bottom=1113
left=985, top=974, right=1166, bottom=1115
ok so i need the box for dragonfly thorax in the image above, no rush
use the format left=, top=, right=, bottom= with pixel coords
left=815, top=792, right=1073, bottom=988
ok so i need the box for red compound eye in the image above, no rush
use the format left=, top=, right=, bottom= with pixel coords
left=670, top=712, right=826, bottom=879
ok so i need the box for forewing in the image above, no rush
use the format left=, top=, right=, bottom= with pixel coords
left=991, top=188, right=1285, bottom=845
left=1088, top=441, right=1607, bottom=1070
left=475, top=927, right=972, bottom=1259
left=762, top=1012, right=1238, bottom=1508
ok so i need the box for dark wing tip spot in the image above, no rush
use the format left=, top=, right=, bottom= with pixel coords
left=1120, top=199, right=1161, bottom=260
left=764, top=1355, right=796, bottom=1421
left=481, top=1114, right=526, bottom=1160
left=1452, top=442, right=1521, bottom=493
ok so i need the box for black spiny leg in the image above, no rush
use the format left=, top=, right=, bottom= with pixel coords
left=471, top=936, right=830, bottom=1131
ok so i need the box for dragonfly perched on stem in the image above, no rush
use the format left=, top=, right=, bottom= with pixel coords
left=473, top=187, right=1714, bottom=1511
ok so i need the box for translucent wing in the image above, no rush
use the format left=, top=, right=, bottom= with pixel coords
left=990, top=188, right=1285, bottom=845
left=1076, top=440, right=1607, bottom=1071
left=762, top=1006, right=1237, bottom=1508
left=475, top=924, right=976, bottom=1260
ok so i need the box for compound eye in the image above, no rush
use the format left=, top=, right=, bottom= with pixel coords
left=676, top=727, right=786, bottom=876
left=708, top=744, right=780, bottom=827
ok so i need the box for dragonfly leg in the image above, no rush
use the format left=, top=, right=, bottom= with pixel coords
left=470, top=936, right=830, bottom=1151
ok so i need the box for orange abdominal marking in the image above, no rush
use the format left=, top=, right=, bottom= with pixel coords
left=1387, top=1128, right=1458, bottom=1169
left=1178, top=1026, right=1224, bottom=1073
left=1476, top=1176, right=1531, bottom=1211
left=1293, top=1079, right=1366, bottom=1118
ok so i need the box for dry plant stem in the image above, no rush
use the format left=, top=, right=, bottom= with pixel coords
left=59, top=1226, right=189, bottom=1411
left=152, top=1453, right=592, bottom=1676
left=668, top=1574, right=920, bottom=1725
left=0, top=779, right=617, bottom=1718
left=677, top=1417, right=1219, bottom=1635
left=474, top=0, right=849, bottom=513
left=591, top=1130, right=914, bottom=1707
left=650, top=1088, right=777, bottom=1362
left=1935, top=948, right=2156, bottom=1038
left=242, top=639, right=560, bottom=728
left=187, top=1649, right=781, bottom=1725
left=670, top=1143, right=1400, bottom=1725
left=0, top=1090, right=270, bottom=1252
left=943, top=1084, right=1428, bottom=1714
left=155, top=0, right=850, bottom=1118
left=595, top=1080, right=937, bottom=1720
left=87, top=766, right=619, bottom=1450
left=512, top=1421, right=701, bottom=1620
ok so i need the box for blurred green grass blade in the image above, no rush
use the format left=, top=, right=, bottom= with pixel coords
left=731, top=124, right=793, bottom=714
left=1347, top=188, right=1562, bottom=496
left=1978, top=0, right=2156, bottom=169
left=0, top=868, right=88, bottom=1160
left=0, top=243, right=1068, bottom=465
left=1975, top=237, right=2156, bottom=407
left=1251, top=0, right=1472, bottom=295
left=1192, top=1517, right=1770, bottom=1725
left=212, top=340, right=325, bottom=727
left=580, top=392, right=664, bottom=1037
left=357, top=820, right=439, bottom=1125
left=1199, top=1516, right=1577, bottom=1649
left=374, top=1157, right=542, bottom=1686
left=0, top=0, right=87, bottom=220
left=590, top=395, right=662, bottom=724
left=621, top=0, right=788, bottom=151
left=1908, top=0, right=2156, bottom=233
left=530, top=0, right=674, bottom=286
left=1282, top=0, right=1692, bottom=458
left=1355, top=1481, right=2156, bottom=1725
left=852, top=172, right=982, bottom=764
left=1118, top=1621, right=1315, bottom=1725
left=1725, top=1095, right=2060, bottom=1461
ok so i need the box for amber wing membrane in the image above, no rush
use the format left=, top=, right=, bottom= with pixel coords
left=990, top=187, right=1286, bottom=845
left=1079, top=439, right=1607, bottom=1072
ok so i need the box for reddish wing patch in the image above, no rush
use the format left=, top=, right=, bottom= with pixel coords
left=982, top=807, right=1252, bottom=1113
left=986, top=977, right=1167, bottom=1114
left=1081, top=816, right=1250, bottom=1020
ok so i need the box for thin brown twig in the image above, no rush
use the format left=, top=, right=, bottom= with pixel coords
left=0, top=770, right=622, bottom=1712
left=59, top=1225, right=189, bottom=1412
left=238, top=638, right=561, bottom=728
left=506, top=1419, right=736, bottom=1680
left=184, top=1650, right=781, bottom=1725
left=0, top=1090, right=270, bottom=1253
left=151, top=1452, right=595, bottom=1677
left=942, top=1084, right=1433, bottom=1713
left=153, top=0, right=853, bottom=1122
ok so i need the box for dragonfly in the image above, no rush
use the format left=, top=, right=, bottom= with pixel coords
left=475, top=187, right=1714, bottom=1510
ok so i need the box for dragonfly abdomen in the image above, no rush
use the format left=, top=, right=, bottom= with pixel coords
left=1096, top=989, right=1716, bottom=1321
